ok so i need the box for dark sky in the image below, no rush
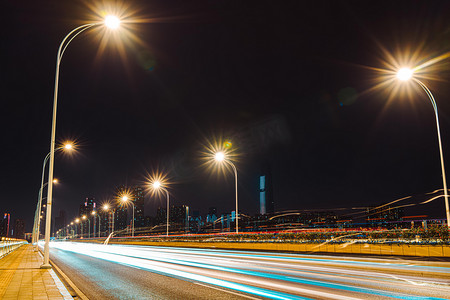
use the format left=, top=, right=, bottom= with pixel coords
left=2, top=0, right=450, bottom=231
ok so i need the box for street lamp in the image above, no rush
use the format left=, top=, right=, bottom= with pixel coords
left=41, top=16, right=122, bottom=269
left=32, top=178, right=59, bottom=251
left=75, top=218, right=80, bottom=238
left=214, top=151, right=239, bottom=234
left=395, top=68, right=450, bottom=228
left=152, top=181, right=170, bottom=237
left=91, top=211, right=97, bottom=238
left=103, top=204, right=115, bottom=235
left=121, top=196, right=135, bottom=237
left=82, top=215, right=90, bottom=238
left=32, top=143, right=72, bottom=250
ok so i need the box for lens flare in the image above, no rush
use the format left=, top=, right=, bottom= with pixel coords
left=396, top=68, right=413, bottom=81
left=105, top=15, right=120, bottom=29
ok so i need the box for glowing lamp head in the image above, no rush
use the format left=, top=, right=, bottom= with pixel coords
left=105, top=15, right=120, bottom=29
left=396, top=68, right=413, bottom=81
left=82, top=215, right=86, bottom=220
left=103, top=204, right=109, bottom=210
left=122, top=196, right=129, bottom=202
left=52, top=178, right=58, bottom=184
left=215, top=152, right=225, bottom=162
left=75, top=218, right=80, bottom=223
left=64, top=143, right=73, bottom=150
left=91, top=211, right=96, bottom=215
left=153, top=181, right=161, bottom=189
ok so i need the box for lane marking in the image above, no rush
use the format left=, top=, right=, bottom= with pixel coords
left=39, top=248, right=89, bottom=300
left=49, top=268, right=74, bottom=300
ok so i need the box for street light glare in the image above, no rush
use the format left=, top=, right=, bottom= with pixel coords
left=153, top=181, right=161, bottom=189
left=397, top=68, right=413, bottom=81
left=52, top=178, right=58, bottom=184
left=105, top=15, right=120, bottom=29
left=64, top=143, right=73, bottom=150
left=122, top=196, right=128, bottom=202
left=215, top=152, right=225, bottom=162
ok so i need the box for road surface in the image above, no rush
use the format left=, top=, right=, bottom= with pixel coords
left=46, top=242, right=450, bottom=299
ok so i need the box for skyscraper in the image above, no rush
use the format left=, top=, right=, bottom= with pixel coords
left=54, top=210, right=67, bottom=233
left=259, top=166, right=274, bottom=215
left=79, top=198, right=96, bottom=236
left=115, top=185, right=128, bottom=231
left=0, top=213, right=11, bottom=237
left=14, top=219, right=25, bottom=239
left=133, top=186, right=145, bottom=228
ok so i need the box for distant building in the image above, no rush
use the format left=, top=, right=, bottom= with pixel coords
left=0, top=213, right=11, bottom=237
left=133, top=186, right=145, bottom=228
left=79, top=198, right=96, bottom=236
left=54, top=210, right=67, bottom=233
left=115, top=186, right=128, bottom=231
left=206, top=207, right=218, bottom=224
left=156, top=206, right=166, bottom=225
left=14, top=219, right=25, bottom=239
left=259, top=166, right=274, bottom=215
left=170, top=205, right=188, bottom=224
left=366, top=204, right=404, bottom=223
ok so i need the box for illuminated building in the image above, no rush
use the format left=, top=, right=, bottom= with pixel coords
left=0, top=213, right=11, bottom=237
left=259, top=166, right=274, bottom=215
left=14, top=219, right=25, bottom=239
left=133, top=186, right=145, bottom=228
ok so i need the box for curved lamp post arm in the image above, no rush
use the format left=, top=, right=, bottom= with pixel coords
left=415, top=79, right=450, bottom=228
left=58, top=24, right=99, bottom=61
left=224, top=160, right=239, bottom=234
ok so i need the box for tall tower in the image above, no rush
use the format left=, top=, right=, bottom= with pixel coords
left=0, top=213, right=11, bottom=237
left=133, top=186, right=145, bottom=228
left=115, top=185, right=128, bottom=231
left=79, top=198, right=95, bottom=236
left=259, top=165, right=274, bottom=215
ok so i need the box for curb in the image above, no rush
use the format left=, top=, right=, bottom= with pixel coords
left=38, top=249, right=89, bottom=300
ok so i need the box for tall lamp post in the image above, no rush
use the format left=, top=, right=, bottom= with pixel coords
left=103, top=204, right=115, bottom=236
left=32, top=178, right=58, bottom=251
left=94, top=211, right=101, bottom=237
left=152, top=181, right=170, bottom=237
left=214, top=151, right=239, bottom=234
left=82, top=215, right=90, bottom=238
left=121, top=196, right=135, bottom=237
left=33, top=143, right=72, bottom=249
left=396, top=68, right=450, bottom=228
left=75, top=218, right=80, bottom=238
left=91, top=211, right=96, bottom=238
left=41, top=16, right=121, bottom=269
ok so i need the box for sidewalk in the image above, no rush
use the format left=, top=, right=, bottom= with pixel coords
left=0, top=244, right=73, bottom=300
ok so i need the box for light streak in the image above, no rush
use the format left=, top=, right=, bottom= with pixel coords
left=47, top=242, right=450, bottom=299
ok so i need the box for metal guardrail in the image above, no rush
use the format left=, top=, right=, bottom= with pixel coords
left=0, top=237, right=27, bottom=258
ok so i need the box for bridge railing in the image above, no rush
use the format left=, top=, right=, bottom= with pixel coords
left=0, top=237, right=27, bottom=258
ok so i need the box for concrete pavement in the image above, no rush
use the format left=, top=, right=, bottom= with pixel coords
left=0, top=244, right=73, bottom=300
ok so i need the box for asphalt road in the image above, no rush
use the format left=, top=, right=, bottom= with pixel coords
left=47, top=242, right=450, bottom=299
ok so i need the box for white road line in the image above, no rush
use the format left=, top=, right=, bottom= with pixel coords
left=49, top=268, right=74, bottom=300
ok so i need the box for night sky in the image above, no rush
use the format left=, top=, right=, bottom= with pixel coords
left=2, top=0, right=450, bottom=231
